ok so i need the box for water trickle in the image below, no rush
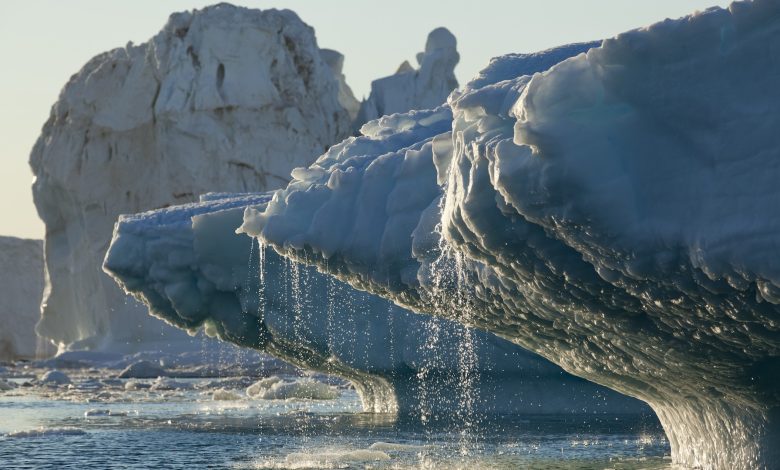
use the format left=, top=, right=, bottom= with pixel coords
left=289, top=258, right=303, bottom=340
left=416, top=211, right=483, bottom=458
left=257, top=240, right=267, bottom=320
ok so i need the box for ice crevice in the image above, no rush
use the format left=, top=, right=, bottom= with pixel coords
left=238, top=1, right=780, bottom=468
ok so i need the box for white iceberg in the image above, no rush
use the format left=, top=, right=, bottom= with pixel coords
left=29, top=4, right=352, bottom=352
left=239, top=1, right=780, bottom=468
left=0, top=237, right=45, bottom=360
left=354, top=27, right=461, bottom=127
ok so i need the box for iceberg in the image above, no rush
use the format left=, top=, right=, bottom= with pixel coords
left=239, top=1, right=780, bottom=468
left=354, top=27, right=461, bottom=127
left=104, top=191, right=647, bottom=415
left=0, top=237, right=46, bottom=360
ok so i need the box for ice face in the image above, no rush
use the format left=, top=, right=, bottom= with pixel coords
left=104, top=192, right=648, bottom=416
left=0, top=237, right=46, bottom=360
left=241, top=1, right=780, bottom=468
left=29, top=4, right=352, bottom=352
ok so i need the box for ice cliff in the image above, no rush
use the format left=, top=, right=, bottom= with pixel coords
left=239, top=1, right=780, bottom=468
left=103, top=192, right=646, bottom=416
left=0, top=237, right=45, bottom=360
left=29, top=4, right=353, bottom=351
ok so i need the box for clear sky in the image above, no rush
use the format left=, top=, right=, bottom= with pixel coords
left=0, top=0, right=731, bottom=239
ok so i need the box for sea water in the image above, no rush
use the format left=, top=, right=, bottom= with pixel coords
left=0, top=366, right=671, bottom=469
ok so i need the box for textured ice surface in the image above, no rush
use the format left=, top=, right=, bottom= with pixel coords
left=104, top=192, right=647, bottom=415
left=0, top=237, right=45, bottom=360
left=29, top=4, right=352, bottom=351
left=242, top=1, right=780, bottom=468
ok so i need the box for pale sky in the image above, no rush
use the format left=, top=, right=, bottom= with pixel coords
left=0, top=0, right=731, bottom=240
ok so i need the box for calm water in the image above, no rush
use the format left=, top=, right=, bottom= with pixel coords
left=0, top=372, right=671, bottom=469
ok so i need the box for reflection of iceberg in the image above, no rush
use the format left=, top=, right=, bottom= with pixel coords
left=239, top=2, right=780, bottom=468
left=105, top=192, right=648, bottom=416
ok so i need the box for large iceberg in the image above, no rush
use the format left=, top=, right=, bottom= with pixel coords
left=239, top=1, right=780, bottom=468
left=0, top=237, right=46, bottom=360
left=104, top=192, right=647, bottom=415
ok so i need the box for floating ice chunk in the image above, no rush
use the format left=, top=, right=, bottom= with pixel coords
left=246, top=376, right=283, bottom=398
left=211, top=388, right=243, bottom=401
left=284, top=449, right=391, bottom=466
left=6, top=427, right=86, bottom=438
left=40, top=370, right=71, bottom=385
left=368, top=442, right=427, bottom=452
left=84, top=409, right=126, bottom=417
left=0, top=379, right=15, bottom=391
left=117, top=360, right=167, bottom=379
left=247, top=377, right=339, bottom=401
left=124, top=380, right=150, bottom=391
left=149, top=377, right=191, bottom=391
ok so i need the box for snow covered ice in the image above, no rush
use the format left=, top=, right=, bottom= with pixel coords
left=238, top=1, right=780, bottom=468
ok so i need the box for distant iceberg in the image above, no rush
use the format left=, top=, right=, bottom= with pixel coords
left=238, top=1, right=780, bottom=468
left=0, top=237, right=46, bottom=360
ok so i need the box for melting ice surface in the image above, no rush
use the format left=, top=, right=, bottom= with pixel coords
left=104, top=191, right=648, bottom=417
left=240, top=1, right=780, bottom=468
left=0, top=360, right=669, bottom=469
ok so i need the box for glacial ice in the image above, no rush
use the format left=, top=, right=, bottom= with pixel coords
left=104, top=192, right=646, bottom=415
left=0, top=237, right=45, bottom=360
left=355, top=27, right=460, bottom=127
left=29, top=4, right=352, bottom=351
left=240, top=1, right=780, bottom=468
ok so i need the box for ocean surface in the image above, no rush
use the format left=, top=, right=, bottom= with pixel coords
left=0, top=367, right=672, bottom=470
